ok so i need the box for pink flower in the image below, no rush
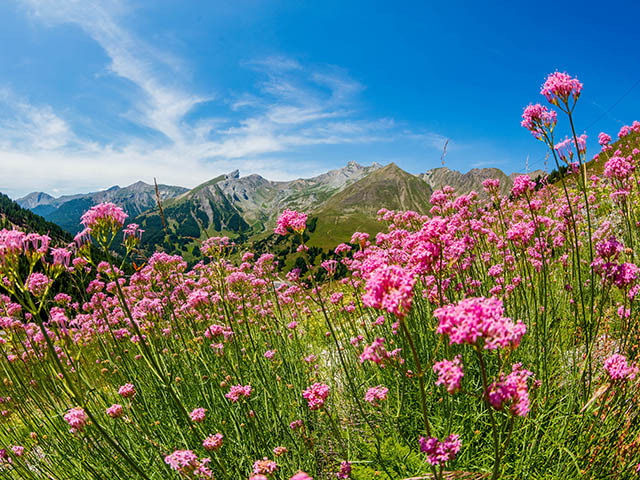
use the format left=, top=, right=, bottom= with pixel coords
left=11, top=446, right=24, bottom=457
left=273, top=446, right=287, bottom=457
left=51, top=247, right=72, bottom=267
left=190, top=407, right=206, bottom=423
left=364, top=385, right=389, bottom=406
left=106, top=404, right=124, bottom=419
left=434, top=297, right=526, bottom=350
left=337, top=461, right=351, bottom=479
left=122, top=223, right=143, bottom=245
left=290, top=472, right=313, bottom=480
left=63, top=407, right=88, bottom=433
left=418, top=434, right=461, bottom=466
left=540, top=71, right=583, bottom=106
left=488, top=363, right=533, bottom=417
left=80, top=202, right=128, bottom=232
left=603, top=156, right=634, bottom=180
left=359, top=337, right=391, bottom=366
left=253, top=457, right=278, bottom=474
left=482, top=178, right=501, bottom=195
left=26, top=273, right=52, bottom=297
left=598, top=132, right=611, bottom=146
left=604, top=354, right=638, bottom=381
left=511, top=175, right=535, bottom=198
left=302, top=383, right=330, bottom=410
left=225, top=384, right=252, bottom=402
left=433, top=355, right=464, bottom=394
left=274, top=210, right=307, bottom=235
left=203, top=433, right=223, bottom=451
left=164, top=450, right=212, bottom=478
left=521, top=103, right=557, bottom=138
left=118, top=383, right=136, bottom=399
left=362, top=264, right=416, bottom=318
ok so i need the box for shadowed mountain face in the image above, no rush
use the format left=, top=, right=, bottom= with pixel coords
left=17, top=162, right=540, bottom=255
left=0, top=192, right=72, bottom=244
left=17, top=182, right=189, bottom=234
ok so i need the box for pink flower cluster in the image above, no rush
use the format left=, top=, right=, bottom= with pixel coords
left=604, top=354, right=638, bottom=381
left=302, top=383, right=330, bottom=410
left=362, top=264, right=416, bottom=318
left=488, top=363, right=533, bottom=417
left=26, top=273, right=52, bottom=297
left=202, top=433, right=223, bottom=451
left=63, top=407, right=88, bottom=433
left=80, top=202, right=128, bottom=230
left=274, top=210, right=307, bottom=235
left=364, top=385, right=388, bottom=406
left=418, top=434, right=461, bottom=466
left=225, top=384, right=252, bottom=402
left=433, top=355, right=464, bottom=394
left=434, top=297, right=526, bottom=350
left=253, top=457, right=277, bottom=475
left=337, top=461, right=351, bottom=479
left=603, top=155, right=634, bottom=180
left=598, top=132, right=611, bottom=146
left=540, top=71, right=583, bottom=105
left=118, top=383, right=136, bottom=399
left=164, top=450, right=212, bottom=478
left=521, top=103, right=557, bottom=138
left=189, top=407, right=206, bottom=423
left=106, top=404, right=124, bottom=419
left=511, top=175, right=535, bottom=198
left=290, top=472, right=313, bottom=480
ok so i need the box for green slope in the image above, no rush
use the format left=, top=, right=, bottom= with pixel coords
left=306, top=163, right=433, bottom=248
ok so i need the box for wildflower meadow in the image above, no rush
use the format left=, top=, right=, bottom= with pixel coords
left=2, top=71, right=640, bottom=479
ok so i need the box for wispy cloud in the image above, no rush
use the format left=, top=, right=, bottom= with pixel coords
left=1, top=1, right=448, bottom=197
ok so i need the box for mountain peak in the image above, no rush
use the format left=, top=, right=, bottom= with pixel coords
left=226, top=170, right=240, bottom=180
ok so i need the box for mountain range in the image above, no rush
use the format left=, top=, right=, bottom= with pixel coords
left=15, top=162, right=543, bottom=257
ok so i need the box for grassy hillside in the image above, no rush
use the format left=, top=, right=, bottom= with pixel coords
left=307, top=163, right=433, bottom=248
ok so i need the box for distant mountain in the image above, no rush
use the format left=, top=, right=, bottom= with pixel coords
left=0, top=192, right=72, bottom=243
left=307, top=163, right=432, bottom=248
left=419, top=167, right=545, bottom=197
left=134, top=161, right=383, bottom=257
left=17, top=182, right=188, bottom=234
left=17, top=161, right=549, bottom=260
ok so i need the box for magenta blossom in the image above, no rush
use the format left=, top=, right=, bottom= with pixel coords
left=434, top=297, right=526, bottom=350
left=189, top=407, right=206, bottom=423
left=63, top=407, right=88, bottom=433
left=274, top=210, right=307, bottom=235
left=604, top=354, right=638, bottom=381
left=302, top=383, right=330, bottom=411
left=433, top=355, right=464, bottom=394
left=364, top=385, right=389, bottom=406
left=488, top=363, right=533, bottom=417
left=337, top=461, right=351, bottom=479
left=541, top=71, right=583, bottom=106
left=521, top=103, right=557, bottom=139
left=362, top=264, right=416, bottom=319
left=202, top=433, right=223, bottom=451
left=418, top=434, right=461, bottom=466
left=80, top=202, right=128, bottom=234
left=225, top=384, right=252, bottom=402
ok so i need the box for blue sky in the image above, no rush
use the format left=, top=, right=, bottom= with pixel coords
left=1, top=0, right=639, bottom=198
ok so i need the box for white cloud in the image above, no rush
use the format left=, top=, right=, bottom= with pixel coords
left=1, top=1, right=449, bottom=198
